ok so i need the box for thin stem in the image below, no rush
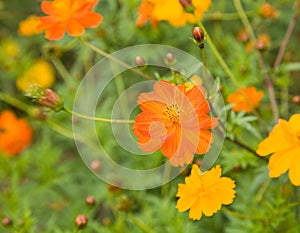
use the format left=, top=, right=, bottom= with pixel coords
left=0, top=92, right=31, bottom=113
left=222, top=208, right=263, bottom=221
left=51, top=57, right=76, bottom=88
left=79, top=38, right=154, bottom=81
left=233, top=0, right=279, bottom=122
left=273, top=6, right=298, bottom=71
left=63, top=107, right=134, bottom=124
left=200, top=47, right=210, bottom=98
left=204, top=11, right=254, bottom=21
left=198, top=22, right=240, bottom=88
left=225, top=136, right=266, bottom=160
left=129, top=214, right=156, bottom=233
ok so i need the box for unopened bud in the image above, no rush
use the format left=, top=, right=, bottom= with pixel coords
left=25, top=85, right=64, bottom=111
left=179, top=0, right=195, bottom=13
left=85, top=196, right=96, bottom=206
left=165, top=52, right=176, bottom=65
left=117, top=195, right=133, bottom=212
left=107, top=184, right=122, bottom=193
left=75, top=214, right=88, bottom=229
left=39, top=89, right=64, bottom=111
left=2, top=217, right=13, bottom=227
left=90, top=160, right=101, bottom=171
left=135, top=56, right=145, bottom=67
left=193, top=27, right=205, bottom=45
left=292, top=95, right=300, bottom=104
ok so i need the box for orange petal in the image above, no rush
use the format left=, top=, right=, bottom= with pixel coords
left=66, top=19, right=85, bottom=36
left=195, top=129, right=213, bottom=154
left=78, top=12, right=103, bottom=27
left=41, top=1, right=56, bottom=15
left=44, top=25, right=65, bottom=40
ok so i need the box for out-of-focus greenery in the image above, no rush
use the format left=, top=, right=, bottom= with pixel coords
left=1, top=0, right=300, bottom=232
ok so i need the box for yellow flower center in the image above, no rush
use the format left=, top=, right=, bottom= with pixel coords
left=164, top=104, right=181, bottom=124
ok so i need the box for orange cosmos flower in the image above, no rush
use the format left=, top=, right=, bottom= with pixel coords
left=0, top=110, right=33, bottom=156
left=136, top=0, right=211, bottom=27
left=227, top=87, right=263, bottom=113
left=259, top=3, right=278, bottom=19
left=257, top=114, right=300, bottom=186
left=176, top=164, right=236, bottom=220
left=38, top=0, right=103, bottom=40
left=133, top=81, right=218, bottom=167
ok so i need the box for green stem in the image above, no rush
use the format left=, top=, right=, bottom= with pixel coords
left=51, top=57, right=75, bottom=88
left=204, top=11, right=254, bottom=21
left=79, top=38, right=153, bottom=80
left=198, top=22, right=239, bottom=88
left=0, top=92, right=31, bottom=113
left=129, top=214, right=156, bottom=233
left=222, top=208, right=263, bottom=221
left=63, top=107, right=134, bottom=124
left=233, top=0, right=279, bottom=122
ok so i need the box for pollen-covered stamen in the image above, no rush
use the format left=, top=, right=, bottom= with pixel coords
left=164, top=104, right=181, bottom=124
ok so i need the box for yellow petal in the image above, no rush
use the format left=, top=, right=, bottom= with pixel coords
left=189, top=198, right=203, bottom=220
left=288, top=148, right=300, bottom=186
left=288, top=114, right=300, bottom=134
left=268, top=148, right=296, bottom=178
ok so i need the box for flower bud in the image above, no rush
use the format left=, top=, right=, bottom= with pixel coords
left=117, top=195, right=133, bottom=212
left=165, top=52, right=176, bottom=65
left=193, top=27, right=205, bottom=44
left=2, top=217, right=13, bottom=227
left=75, top=214, right=88, bottom=229
left=38, top=89, right=64, bottom=111
left=107, top=184, right=122, bottom=193
left=179, top=0, right=195, bottom=13
left=25, top=85, right=64, bottom=111
left=292, top=95, right=300, bottom=104
left=90, top=160, right=102, bottom=171
left=135, top=56, right=145, bottom=67
left=85, top=196, right=96, bottom=206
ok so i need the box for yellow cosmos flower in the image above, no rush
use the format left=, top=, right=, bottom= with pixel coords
left=137, top=0, right=211, bottom=27
left=17, top=59, right=55, bottom=92
left=257, top=114, right=300, bottom=186
left=18, top=15, right=43, bottom=36
left=0, top=39, right=20, bottom=58
left=176, top=164, right=236, bottom=220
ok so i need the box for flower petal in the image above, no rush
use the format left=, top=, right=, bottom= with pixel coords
left=66, top=19, right=85, bottom=36
left=45, top=25, right=65, bottom=40
left=77, top=12, right=103, bottom=27
left=268, top=148, right=296, bottom=178
left=288, top=148, right=300, bottom=186
left=41, top=1, right=56, bottom=15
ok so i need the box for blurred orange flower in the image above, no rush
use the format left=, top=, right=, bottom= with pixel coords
left=257, top=114, right=300, bottom=186
left=227, top=87, right=263, bottom=113
left=136, top=0, right=211, bottom=27
left=18, top=15, right=43, bottom=36
left=38, top=0, right=103, bottom=40
left=176, top=164, right=236, bottom=220
left=0, top=110, right=33, bottom=156
left=259, top=3, right=278, bottom=19
left=133, top=81, right=218, bottom=167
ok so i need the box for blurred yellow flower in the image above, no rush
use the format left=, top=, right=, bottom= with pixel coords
left=18, top=15, right=43, bottom=36
left=17, top=59, right=55, bottom=92
left=137, top=0, right=211, bottom=27
left=176, top=164, right=236, bottom=220
left=0, top=39, right=20, bottom=58
left=257, top=114, right=300, bottom=186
